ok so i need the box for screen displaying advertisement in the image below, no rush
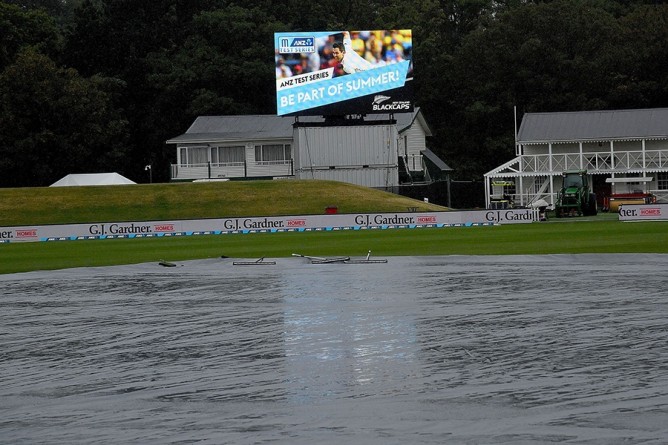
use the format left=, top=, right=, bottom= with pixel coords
left=274, top=30, right=413, bottom=116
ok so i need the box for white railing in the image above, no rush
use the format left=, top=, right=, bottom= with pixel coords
left=651, top=190, right=668, bottom=203
left=246, top=162, right=292, bottom=177
left=487, top=150, right=668, bottom=208
left=171, top=160, right=293, bottom=180
left=254, top=160, right=292, bottom=166
left=406, top=154, right=423, bottom=171
left=520, top=149, right=668, bottom=173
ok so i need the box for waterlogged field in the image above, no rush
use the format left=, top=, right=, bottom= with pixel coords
left=3, top=219, right=668, bottom=274
left=2, top=254, right=667, bottom=444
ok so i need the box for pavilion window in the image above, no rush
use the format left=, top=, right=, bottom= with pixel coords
left=255, top=144, right=291, bottom=164
left=657, top=172, right=668, bottom=190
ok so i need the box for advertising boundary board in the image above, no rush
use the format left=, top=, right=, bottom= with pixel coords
left=618, top=203, right=668, bottom=221
left=0, top=209, right=538, bottom=243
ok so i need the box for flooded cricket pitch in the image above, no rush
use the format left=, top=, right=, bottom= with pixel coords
left=2, top=254, right=667, bottom=444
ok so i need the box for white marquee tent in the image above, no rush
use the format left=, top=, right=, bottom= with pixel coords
left=50, top=173, right=136, bottom=187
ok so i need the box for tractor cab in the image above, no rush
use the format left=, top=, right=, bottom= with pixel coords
left=555, top=170, right=598, bottom=217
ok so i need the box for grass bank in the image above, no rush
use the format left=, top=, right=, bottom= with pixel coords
left=1, top=180, right=667, bottom=274
left=0, top=180, right=445, bottom=226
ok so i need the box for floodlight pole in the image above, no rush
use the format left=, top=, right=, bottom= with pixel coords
left=145, top=164, right=152, bottom=183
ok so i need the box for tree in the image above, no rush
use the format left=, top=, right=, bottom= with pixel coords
left=62, top=0, right=226, bottom=182
left=4, top=0, right=666, bottom=187
left=0, top=2, right=61, bottom=69
left=0, top=48, right=129, bottom=186
left=440, top=0, right=623, bottom=178
left=4, top=0, right=71, bottom=15
left=611, top=4, right=668, bottom=107
left=140, top=5, right=285, bottom=180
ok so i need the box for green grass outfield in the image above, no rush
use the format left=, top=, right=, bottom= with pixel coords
left=1, top=180, right=667, bottom=274
left=2, top=218, right=667, bottom=274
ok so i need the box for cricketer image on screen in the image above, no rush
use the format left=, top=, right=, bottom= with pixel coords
left=274, top=30, right=414, bottom=116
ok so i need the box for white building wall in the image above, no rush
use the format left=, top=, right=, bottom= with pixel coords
left=646, top=140, right=665, bottom=150
left=404, top=124, right=427, bottom=157
left=522, top=144, right=543, bottom=156
left=293, top=124, right=399, bottom=188
left=303, top=167, right=398, bottom=188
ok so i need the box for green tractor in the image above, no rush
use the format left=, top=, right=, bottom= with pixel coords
left=555, top=170, right=598, bottom=217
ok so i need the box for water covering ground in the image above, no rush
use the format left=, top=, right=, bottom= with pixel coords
left=1, top=254, right=667, bottom=444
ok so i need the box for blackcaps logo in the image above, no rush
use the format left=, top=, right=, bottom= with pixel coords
left=372, top=94, right=411, bottom=111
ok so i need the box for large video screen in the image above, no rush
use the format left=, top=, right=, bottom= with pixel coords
left=274, top=30, right=413, bottom=116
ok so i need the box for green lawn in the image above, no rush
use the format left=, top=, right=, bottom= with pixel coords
left=0, top=180, right=446, bottom=226
left=1, top=180, right=666, bottom=274
left=2, top=219, right=667, bottom=274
